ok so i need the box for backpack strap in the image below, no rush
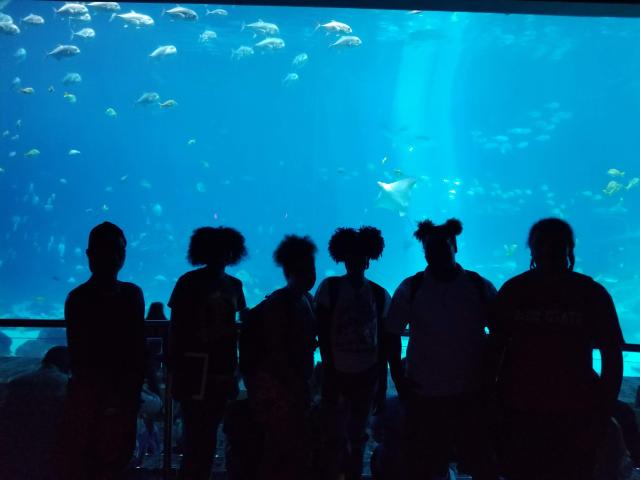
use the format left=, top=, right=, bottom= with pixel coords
left=407, top=271, right=424, bottom=305
left=317, top=277, right=340, bottom=368
left=368, top=281, right=388, bottom=324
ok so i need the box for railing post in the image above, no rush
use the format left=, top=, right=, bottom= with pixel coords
left=163, top=330, right=174, bottom=480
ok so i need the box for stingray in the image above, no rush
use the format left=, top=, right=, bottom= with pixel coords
left=376, top=178, right=417, bottom=216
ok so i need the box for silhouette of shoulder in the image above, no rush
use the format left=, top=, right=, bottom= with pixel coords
left=500, top=269, right=606, bottom=297
left=67, top=280, right=142, bottom=299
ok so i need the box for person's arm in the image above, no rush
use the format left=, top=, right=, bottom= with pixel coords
left=601, top=347, right=623, bottom=412
left=374, top=289, right=392, bottom=414
left=167, top=279, right=186, bottom=373
left=594, top=284, right=624, bottom=415
left=313, top=279, right=333, bottom=367
left=384, top=282, right=411, bottom=399
left=64, top=291, right=91, bottom=381
left=481, top=282, right=505, bottom=394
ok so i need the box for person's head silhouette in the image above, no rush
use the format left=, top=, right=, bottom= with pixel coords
left=274, top=235, right=317, bottom=294
left=86, top=222, right=126, bottom=279
left=42, top=346, right=70, bottom=374
left=527, top=218, right=575, bottom=272
left=328, top=226, right=385, bottom=280
left=414, top=219, right=463, bottom=278
left=146, top=301, right=167, bottom=320
left=187, top=226, right=247, bottom=273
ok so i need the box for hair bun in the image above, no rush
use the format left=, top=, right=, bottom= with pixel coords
left=445, top=218, right=463, bottom=236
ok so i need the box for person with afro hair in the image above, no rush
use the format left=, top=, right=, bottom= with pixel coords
left=314, top=226, right=391, bottom=480
left=386, top=218, right=499, bottom=480
left=168, top=226, right=248, bottom=480
left=490, top=218, right=624, bottom=479
left=243, top=234, right=318, bottom=480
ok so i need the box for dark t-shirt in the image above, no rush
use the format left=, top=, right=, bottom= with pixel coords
left=65, top=279, right=146, bottom=396
left=169, top=268, right=246, bottom=382
left=260, top=288, right=317, bottom=390
left=494, top=269, right=624, bottom=411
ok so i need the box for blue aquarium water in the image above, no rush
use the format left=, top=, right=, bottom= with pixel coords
left=1, top=2, right=640, bottom=349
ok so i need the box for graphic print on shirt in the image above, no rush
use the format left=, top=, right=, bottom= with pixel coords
left=333, top=293, right=377, bottom=356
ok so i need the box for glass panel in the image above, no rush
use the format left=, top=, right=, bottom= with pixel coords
left=1, top=2, right=640, bottom=327
left=2, top=2, right=640, bottom=340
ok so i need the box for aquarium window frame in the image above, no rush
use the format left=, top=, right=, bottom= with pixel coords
left=65, top=0, right=640, bottom=18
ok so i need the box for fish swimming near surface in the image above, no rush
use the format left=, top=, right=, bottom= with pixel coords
left=254, top=37, right=285, bottom=51
left=242, top=19, right=279, bottom=37
left=375, top=178, right=417, bottom=216
left=159, top=99, right=178, bottom=109
left=206, top=8, right=228, bottom=16
left=14, top=47, right=26, bottom=62
left=24, top=148, right=40, bottom=158
left=87, top=2, right=121, bottom=12
left=330, top=36, right=362, bottom=48
left=292, top=52, right=308, bottom=68
left=149, top=45, right=177, bottom=58
left=55, top=3, right=89, bottom=17
left=72, top=13, right=92, bottom=23
left=282, top=73, right=299, bottom=86
left=21, top=13, right=45, bottom=25
left=231, top=46, right=254, bottom=59
left=199, top=30, right=217, bottom=42
left=136, top=92, right=160, bottom=105
left=110, top=10, right=154, bottom=27
left=163, top=6, right=198, bottom=21
left=62, top=72, right=82, bottom=84
left=607, top=168, right=625, bottom=177
left=47, top=45, right=81, bottom=60
left=70, top=28, right=95, bottom=40
left=315, top=20, right=352, bottom=34
left=0, top=21, right=19, bottom=35
left=603, top=180, right=623, bottom=196
left=20, top=87, right=35, bottom=94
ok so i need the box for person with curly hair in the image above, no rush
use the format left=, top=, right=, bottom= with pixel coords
left=386, top=218, right=499, bottom=480
left=243, top=234, right=318, bottom=480
left=490, top=218, right=624, bottom=479
left=168, top=226, right=248, bottom=480
left=314, top=226, right=391, bottom=480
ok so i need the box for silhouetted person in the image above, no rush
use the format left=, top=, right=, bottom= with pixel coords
left=386, top=219, right=498, bottom=480
left=0, top=330, right=11, bottom=356
left=223, top=398, right=263, bottom=480
left=613, top=400, right=640, bottom=467
left=314, top=226, right=390, bottom=480
left=490, top=218, right=624, bottom=480
left=168, top=226, right=247, bottom=480
left=242, top=235, right=318, bottom=480
left=0, top=346, right=69, bottom=480
left=146, top=301, right=168, bottom=320
left=61, top=222, right=147, bottom=480
left=370, top=394, right=408, bottom=480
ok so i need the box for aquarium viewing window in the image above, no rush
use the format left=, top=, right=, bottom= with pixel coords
left=1, top=1, right=640, bottom=346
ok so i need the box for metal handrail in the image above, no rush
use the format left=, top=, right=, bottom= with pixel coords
left=0, top=318, right=174, bottom=480
left=2, top=317, right=640, bottom=480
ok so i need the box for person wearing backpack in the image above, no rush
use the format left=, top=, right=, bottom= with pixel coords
left=386, top=219, right=499, bottom=480
left=314, top=226, right=391, bottom=480
left=240, top=234, right=318, bottom=480
left=168, top=226, right=248, bottom=480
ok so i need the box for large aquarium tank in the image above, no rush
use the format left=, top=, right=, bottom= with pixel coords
left=1, top=1, right=640, bottom=349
